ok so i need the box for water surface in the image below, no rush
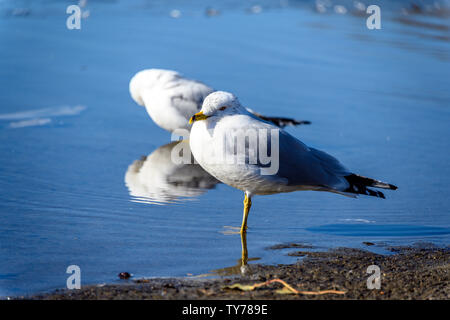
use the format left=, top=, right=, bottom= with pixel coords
left=0, top=0, right=449, bottom=296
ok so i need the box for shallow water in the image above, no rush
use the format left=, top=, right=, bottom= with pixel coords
left=0, top=0, right=449, bottom=297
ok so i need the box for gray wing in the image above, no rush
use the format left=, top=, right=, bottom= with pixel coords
left=166, top=78, right=214, bottom=120
left=218, top=114, right=349, bottom=191
left=275, top=131, right=351, bottom=191
left=275, top=131, right=397, bottom=198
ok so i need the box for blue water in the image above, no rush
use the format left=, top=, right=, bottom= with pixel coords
left=0, top=0, right=449, bottom=297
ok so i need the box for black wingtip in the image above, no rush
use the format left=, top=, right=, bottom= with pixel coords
left=250, top=111, right=311, bottom=128
left=294, top=120, right=311, bottom=125
left=260, top=116, right=311, bottom=128
left=344, top=174, right=397, bottom=198
left=388, top=184, right=398, bottom=190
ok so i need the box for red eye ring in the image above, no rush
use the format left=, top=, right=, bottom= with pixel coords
left=219, top=106, right=227, bottom=111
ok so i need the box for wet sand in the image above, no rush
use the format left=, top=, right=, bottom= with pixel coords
left=25, top=244, right=449, bottom=300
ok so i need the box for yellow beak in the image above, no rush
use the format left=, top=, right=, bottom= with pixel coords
left=189, top=111, right=209, bottom=124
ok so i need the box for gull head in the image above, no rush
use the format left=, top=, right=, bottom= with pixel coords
left=129, top=69, right=180, bottom=106
left=189, top=91, right=244, bottom=124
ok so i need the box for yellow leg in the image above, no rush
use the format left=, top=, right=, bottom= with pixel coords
left=240, top=193, right=252, bottom=234
left=240, top=230, right=248, bottom=266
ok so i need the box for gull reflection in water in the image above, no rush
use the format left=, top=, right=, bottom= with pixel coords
left=209, top=232, right=261, bottom=276
left=125, top=140, right=220, bottom=204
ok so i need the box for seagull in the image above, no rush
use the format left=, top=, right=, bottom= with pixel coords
left=189, top=91, right=397, bottom=234
left=129, top=69, right=310, bottom=132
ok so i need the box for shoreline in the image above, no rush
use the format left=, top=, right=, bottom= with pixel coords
left=20, top=244, right=449, bottom=300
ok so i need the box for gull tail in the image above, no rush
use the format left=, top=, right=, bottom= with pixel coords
left=343, top=174, right=398, bottom=199
left=248, top=110, right=311, bottom=128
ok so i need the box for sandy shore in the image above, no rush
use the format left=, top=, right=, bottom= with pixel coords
left=25, top=244, right=449, bottom=300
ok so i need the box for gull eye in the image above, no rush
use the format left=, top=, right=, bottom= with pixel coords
left=219, top=106, right=227, bottom=111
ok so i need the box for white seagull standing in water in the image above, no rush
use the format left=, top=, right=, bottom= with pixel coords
left=189, top=91, right=397, bottom=234
left=129, top=69, right=310, bottom=132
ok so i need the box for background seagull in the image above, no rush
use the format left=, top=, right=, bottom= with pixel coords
left=188, top=91, right=397, bottom=234
left=129, top=69, right=310, bottom=132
